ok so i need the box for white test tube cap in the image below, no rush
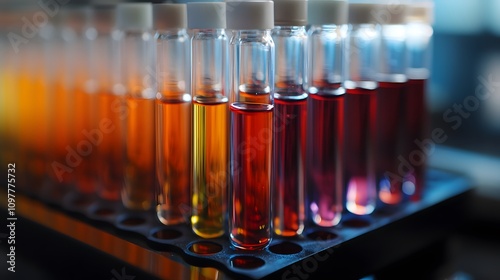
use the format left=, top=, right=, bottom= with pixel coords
left=154, top=3, right=187, bottom=30
left=226, top=1, right=274, bottom=30
left=348, top=2, right=384, bottom=25
left=407, top=2, right=434, bottom=24
left=308, top=0, right=347, bottom=26
left=274, top=0, right=307, bottom=26
left=188, top=2, right=226, bottom=29
left=116, top=3, right=153, bottom=30
left=378, top=2, right=409, bottom=25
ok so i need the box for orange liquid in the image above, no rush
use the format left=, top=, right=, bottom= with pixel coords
left=73, top=89, right=99, bottom=194
left=123, top=97, right=155, bottom=210
left=50, top=81, right=75, bottom=185
left=97, top=93, right=124, bottom=201
left=229, top=103, right=272, bottom=250
left=156, top=99, right=192, bottom=225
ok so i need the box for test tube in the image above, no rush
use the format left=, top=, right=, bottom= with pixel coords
left=154, top=4, right=191, bottom=225
left=227, top=1, right=275, bottom=250
left=403, top=1, right=433, bottom=201
left=116, top=3, right=156, bottom=210
left=375, top=2, right=409, bottom=205
left=306, top=0, right=347, bottom=227
left=272, top=0, right=307, bottom=236
left=91, top=4, right=124, bottom=201
left=188, top=2, right=228, bottom=238
left=344, top=2, right=380, bottom=215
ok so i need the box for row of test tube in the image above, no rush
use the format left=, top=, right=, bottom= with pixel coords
left=0, top=0, right=433, bottom=251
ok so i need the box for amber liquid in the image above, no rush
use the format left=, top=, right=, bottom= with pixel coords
left=50, top=81, right=75, bottom=185
left=376, top=81, right=407, bottom=205
left=156, top=99, right=191, bottom=225
left=404, top=79, right=427, bottom=201
left=73, top=89, right=99, bottom=194
left=345, top=87, right=377, bottom=215
left=18, top=74, right=49, bottom=190
left=97, top=93, right=124, bottom=201
left=123, top=97, right=155, bottom=210
left=273, top=97, right=306, bottom=235
left=192, top=101, right=228, bottom=238
left=306, top=89, right=344, bottom=227
left=230, top=102, right=272, bottom=250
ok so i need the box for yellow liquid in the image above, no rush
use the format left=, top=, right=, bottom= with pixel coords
left=156, top=99, right=191, bottom=225
left=192, top=101, right=228, bottom=238
left=123, top=97, right=155, bottom=210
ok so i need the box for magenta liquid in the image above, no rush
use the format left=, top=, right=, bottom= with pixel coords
left=307, top=90, right=344, bottom=227
left=403, top=79, right=427, bottom=201
left=345, top=87, right=377, bottom=215
left=273, top=96, right=307, bottom=235
left=376, top=81, right=407, bottom=205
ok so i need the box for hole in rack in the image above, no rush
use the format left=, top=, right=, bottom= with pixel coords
left=269, top=242, right=302, bottom=255
left=342, top=218, right=371, bottom=228
left=230, top=256, right=265, bottom=269
left=188, top=241, right=223, bottom=255
left=307, top=231, right=338, bottom=241
left=71, top=195, right=93, bottom=208
left=151, top=229, right=182, bottom=240
left=119, top=217, right=146, bottom=227
left=92, top=207, right=115, bottom=217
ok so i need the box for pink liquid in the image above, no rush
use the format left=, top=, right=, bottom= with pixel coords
left=307, top=91, right=344, bottom=227
left=273, top=96, right=306, bottom=236
left=376, top=81, right=406, bottom=205
left=230, top=103, right=272, bottom=250
left=403, top=79, right=428, bottom=201
left=345, top=87, right=377, bottom=215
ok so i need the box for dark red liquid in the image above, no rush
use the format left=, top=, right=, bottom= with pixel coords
left=273, top=97, right=306, bottom=236
left=307, top=92, right=344, bottom=227
left=345, top=87, right=377, bottom=215
left=376, top=81, right=406, bottom=205
left=230, top=103, right=272, bottom=250
left=403, top=79, right=428, bottom=201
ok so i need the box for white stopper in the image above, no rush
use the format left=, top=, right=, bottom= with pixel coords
left=274, top=0, right=307, bottom=26
left=188, top=2, right=226, bottom=29
left=226, top=1, right=274, bottom=30
left=154, top=4, right=187, bottom=30
left=308, top=0, right=347, bottom=25
left=407, top=2, right=434, bottom=24
left=378, top=3, right=409, bottom=24
left=348, top=3, right=384, bottom=25
left=116, top=3, right=152, bottom=30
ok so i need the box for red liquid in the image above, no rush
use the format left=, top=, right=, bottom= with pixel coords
left=345, top=87, right=377, bottom=215
left=376, top=82, right=406, bottom=205
left=307, top=92, right=344, bottom=227
left=230, top=103, right=272, bottom=250
left=273, top=96, right=306, bottom=236
left=403, top=79, right=428, bottom=201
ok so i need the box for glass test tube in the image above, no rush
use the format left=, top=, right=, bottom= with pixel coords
left=154, top=4, right=191, bottom=225
left=116, top=3, right=156, bottom=210
left=91, top=4, right=124, bottom=201
left=272, top=0, right=307, bottom=236
left=344, top=2, right=381, bottom=215
left=306, top=0, right=347, bottom=227
left=227, top=1, right=275, bottom=250
left=403, top=1, right=433, bottom=201
left=188, top=2, right=228, bottom=238
left=375, top=3, right=409, bottom=205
